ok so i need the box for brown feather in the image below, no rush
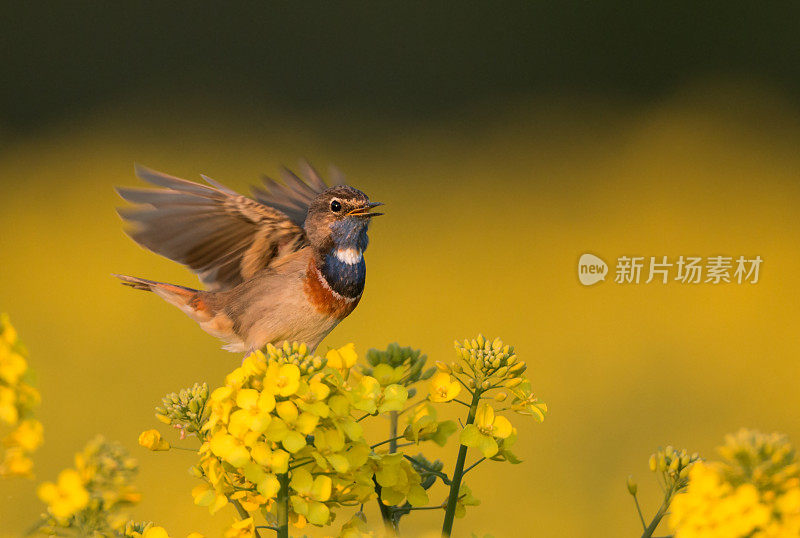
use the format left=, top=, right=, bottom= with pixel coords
left=116, top=165, right=322, bottom=291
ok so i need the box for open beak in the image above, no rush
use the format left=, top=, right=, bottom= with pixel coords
left=348, top=201, right=384, bottom=218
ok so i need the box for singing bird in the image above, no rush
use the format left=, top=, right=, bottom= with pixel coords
left=114, top=163, right=383, bottom=353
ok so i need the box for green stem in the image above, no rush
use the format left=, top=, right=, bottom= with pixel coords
left=441, top=388, right=482, bottom=537
left=288, top=458, right=314, bottom=470
left=463, top=457, right=486, bottom=476
left=405, top=455, right=452, bottom=485
left=276, top=473, right=290, bottom=538
left=371, top=435, right=405, bottom=449
left=641, top=486, right=674, bottom=538
left=375, top=411, right=401, bottom=536
left=389, top=410, right=399, bottom=454
left=632, top=492, right=647, bottom=531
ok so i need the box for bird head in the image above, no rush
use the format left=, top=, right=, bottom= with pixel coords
left=304, top=185, right=383, bottom=254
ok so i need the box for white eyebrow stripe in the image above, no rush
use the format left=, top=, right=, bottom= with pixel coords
left=335, top=248, right=363, bottom=265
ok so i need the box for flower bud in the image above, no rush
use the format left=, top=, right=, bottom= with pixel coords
left=509, top=360, right=525, bottom=373
left=436, top=361, right=451, bottom=373
left=451, top=362, right=463, bottom=374
left=494, top=392, right=508, bottom=402
left=626, top=476, right=638, bottom=495
left=669, top=458, right=679, bottom=474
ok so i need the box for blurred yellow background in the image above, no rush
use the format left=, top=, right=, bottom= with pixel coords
left=2, top=80, right=800, bottom=536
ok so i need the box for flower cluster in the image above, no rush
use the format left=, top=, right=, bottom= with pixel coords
left=429, top=335, right=546, bottom=461
left=649, top=445, right=700, bottom=494
left=370, top=452, right=429, bottom=507
left=35, top=436, right=141, bottom=536
left=453, top=335, right=527, bottom=390
left=135, top=336, right=543, bottom=536
left=426, top=334, right=546, bottom=533
left=402, top=402, right=457, bottom=446
left=155, top=382, right=209, bottom=439
left=0, top=313, right=42, bottom=477
left=362, top=343, right=436, bottom=394
left=669, top=429, right=800, bottom=538
left=182, top=342, right=420, bottom=534
left=626, top=444, right=699, bottom=537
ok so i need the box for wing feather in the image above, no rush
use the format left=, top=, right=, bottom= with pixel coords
left=252, top=160, right=342, bottom=226
left=117, top=164, right=314, bottom=291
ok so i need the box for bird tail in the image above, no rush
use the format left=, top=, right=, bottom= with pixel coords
left=112, top=274, right=212, bottom=321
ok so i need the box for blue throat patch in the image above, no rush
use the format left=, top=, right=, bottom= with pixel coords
left=320, top=219, right=369, bottom=298
left=321, top=251, right=366, bottom=298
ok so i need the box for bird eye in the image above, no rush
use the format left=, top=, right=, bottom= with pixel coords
left=330, top=200, right=342, bottom=212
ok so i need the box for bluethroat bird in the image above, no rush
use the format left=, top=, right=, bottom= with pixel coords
left=114, top=162, right=383, bottom=353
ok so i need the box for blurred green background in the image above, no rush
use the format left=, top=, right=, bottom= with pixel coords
left=3, top=3, right=800, bottom=537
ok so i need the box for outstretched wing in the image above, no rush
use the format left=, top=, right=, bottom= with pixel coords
left=252, top=161, right=344, bottom=226
left=118, top=165, right=317, bottom=291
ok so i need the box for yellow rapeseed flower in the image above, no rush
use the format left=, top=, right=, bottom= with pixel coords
left=138, top=429, right=170, bottom=451
left=142, top=527, right=170, bottom=538
left=295, top=377, right=331, bottom=418
left=0, top=314, right=42, bottom=478
left=670, top=429, right=800, bottom=538
left=191, top=483, right=229, bottom=514
left=371, top=363, right=407, bottom=386
left=228, top=388, right=274, bottom=437
left=37, top=468, right=90, bottom=519
left=6, top=419, right=43, bottom=451
left=0, top=447, right=33, bottom=476
left=0, top=386, right=17, bottom=424
left=290, top=468, right=333, bottom=526
left=326, top=343, right=358, bottom=370
left=208, top=432, right=250, bottom=467
left=264, top=362, right=301, bottom=397
left=459, top=403, right=513, bottom=457
left=373, top=453, right=429, bottom=507
left=452, top=483, right=480, bottom=518
left=224, top=517, right=255, bottom=538
left=429, top=372, right=461, bottom=403
left=0, top=346, right=26, bottom=385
